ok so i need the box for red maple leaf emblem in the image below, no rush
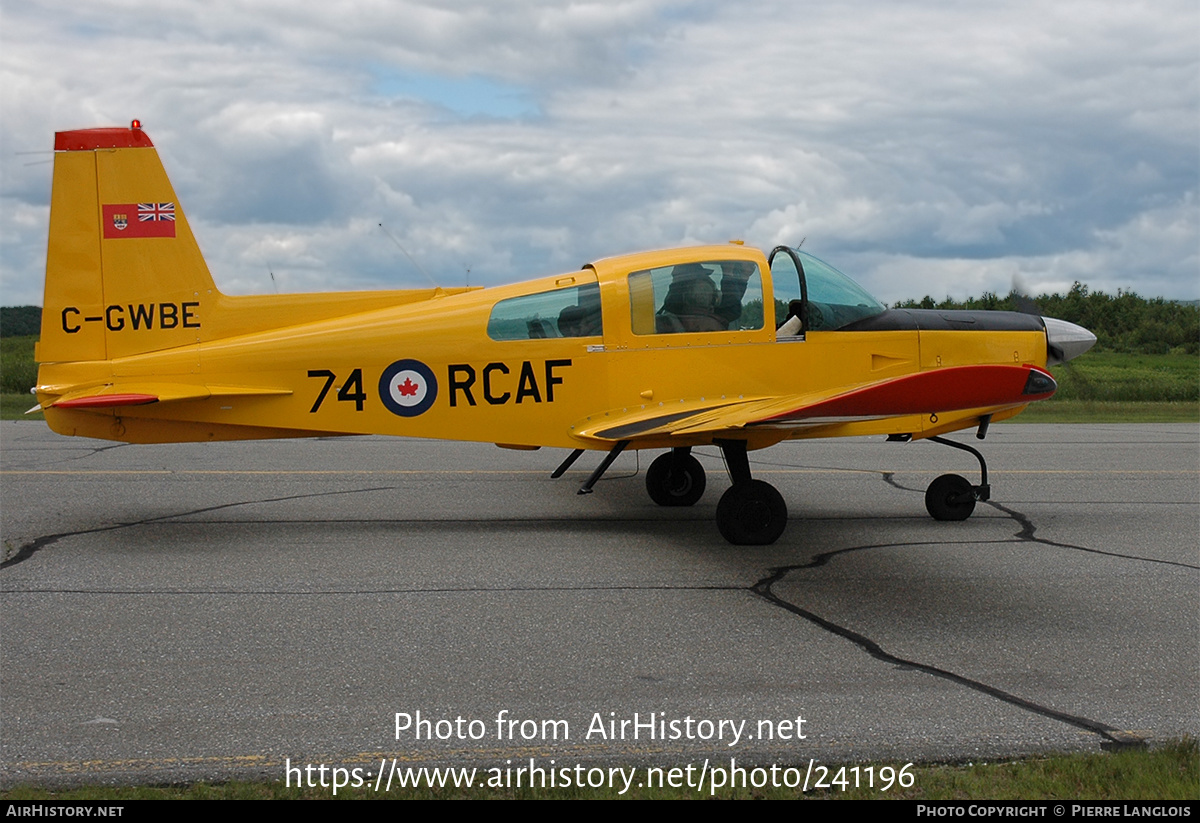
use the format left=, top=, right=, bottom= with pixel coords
left=397, top=377, right=420, bottom=397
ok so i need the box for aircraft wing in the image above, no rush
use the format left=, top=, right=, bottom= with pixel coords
left=572, top=364, right=1056, bottom=443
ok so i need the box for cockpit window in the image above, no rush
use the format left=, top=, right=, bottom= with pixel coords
left=769, top=252, right=803, bottom=329
left=799, top=252, right=886, bottom=330
left=771, top=249, right=887, bottom=332
left=488, top=282, right=602, bottom=340
left=629, top=260, right=764, bottom=335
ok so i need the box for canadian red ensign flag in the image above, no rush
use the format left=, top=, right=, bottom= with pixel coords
left=102, top=203, right=176, bottom=239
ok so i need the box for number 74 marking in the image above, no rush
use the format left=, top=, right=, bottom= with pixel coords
left=307, top=368, right=366, bottom=413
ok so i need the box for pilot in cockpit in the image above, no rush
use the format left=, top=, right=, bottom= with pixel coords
left=657, top=261, right=753, bottom=333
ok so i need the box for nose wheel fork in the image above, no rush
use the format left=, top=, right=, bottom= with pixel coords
left=924, top=435, right=991, bottom=521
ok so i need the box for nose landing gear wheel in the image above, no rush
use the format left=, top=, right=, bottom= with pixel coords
left=646, top=451, right=706, bottom=507
left=716, top=480, right=787, bottom=545
left=925, top=473, right=976, bottom=521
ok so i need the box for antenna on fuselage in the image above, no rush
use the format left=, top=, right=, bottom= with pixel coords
left=379, top=223, right=439, bottom=288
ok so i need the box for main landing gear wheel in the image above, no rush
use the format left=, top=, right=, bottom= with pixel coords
left=716, top=480, right=787, bottom=545
left=646, top=452, right=706, bottom=507
left=925, top=473, right=976, bottom=521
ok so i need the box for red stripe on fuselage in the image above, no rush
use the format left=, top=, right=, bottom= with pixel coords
left=763, top=365, right=1054, bottom=423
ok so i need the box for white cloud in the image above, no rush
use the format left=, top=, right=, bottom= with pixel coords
left=848, top=193, right=1199, bottom=305
left=2, top=0, right=1196, bottom=308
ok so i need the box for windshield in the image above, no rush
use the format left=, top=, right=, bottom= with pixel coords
left=795, top=251, right=886, bottom=331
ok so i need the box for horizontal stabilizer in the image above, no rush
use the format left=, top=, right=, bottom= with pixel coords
left=54, top=393, right=158, bottom=409
left=45, top=383, right=292, bottom=410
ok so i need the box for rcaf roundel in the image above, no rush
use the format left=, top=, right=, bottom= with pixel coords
left=379, top=359, right=438, bottom=417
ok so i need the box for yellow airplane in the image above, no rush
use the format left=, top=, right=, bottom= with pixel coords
left=33, top=122, right=1096, bottom=545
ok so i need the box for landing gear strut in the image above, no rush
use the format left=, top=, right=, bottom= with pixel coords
left=645, top=447, right=706, bottom=507
left=714, top=439, right=787, bottom=545
left=924, top=435, right=990, bottom=521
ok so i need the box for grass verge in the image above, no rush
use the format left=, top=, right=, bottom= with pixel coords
left=0, top=335, right=36, bottom=394
left=1004, top=400, right=1198, bottom=424
left=1048, top=352, right=1198, bottom=403
left=1, top=393, right=41, bottom=420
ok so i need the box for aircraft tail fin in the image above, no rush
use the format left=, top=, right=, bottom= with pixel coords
left=38, top=122, right=219, bottom=364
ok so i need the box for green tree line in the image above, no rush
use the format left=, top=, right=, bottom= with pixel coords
left=0, top=306, right=41, bottom=337
left=895, top=283, right=1199, bottom=355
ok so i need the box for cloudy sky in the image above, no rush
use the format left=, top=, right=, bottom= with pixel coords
left=2, top=0, right=1196, bottom=308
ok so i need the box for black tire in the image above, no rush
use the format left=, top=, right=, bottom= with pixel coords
left=925, top=473, right=976, bottom=521
left=646, top=452, right=706, bottom=507
left=716, top=480, right=787, bottom=545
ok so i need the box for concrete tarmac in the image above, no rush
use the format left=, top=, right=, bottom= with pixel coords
left=1, top=421, right=1196, bottom=788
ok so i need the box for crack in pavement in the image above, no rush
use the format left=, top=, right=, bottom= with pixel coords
left=70, top=442, right=132, bottom=461
left=984, top=500, right=1199, bottom=570
left=0, top=486, right=395, bottom=570
left=749, top=565, right=1141, bottom=748
left=884, top=472, right=1197, bottom=569
left=745, top=470, right=1187, bottom=750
